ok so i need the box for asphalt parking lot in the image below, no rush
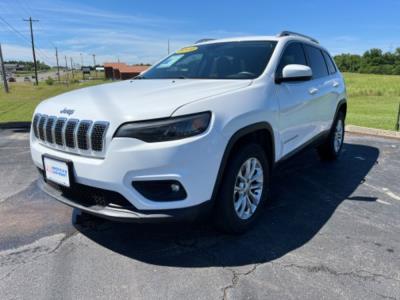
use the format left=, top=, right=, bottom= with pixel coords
left=0, top=128, right=399, bottom=300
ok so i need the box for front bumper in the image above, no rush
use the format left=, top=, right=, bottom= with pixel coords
left=38, top=178, right=211, bottom=222
left=30, top=125, right=225, bottom=212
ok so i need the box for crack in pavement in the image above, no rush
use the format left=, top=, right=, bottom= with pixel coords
left=278, top=262, right=400, bottom=283
left=0, top=231, right=78, bottom=281
left=373, top=291, right=398, bottom=300
left=220, top=260, right=400, bottom=300
left=222, top=264, right=260, bottom=300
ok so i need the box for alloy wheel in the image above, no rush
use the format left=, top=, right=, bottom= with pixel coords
left=233, top=157, right=264, bottom=220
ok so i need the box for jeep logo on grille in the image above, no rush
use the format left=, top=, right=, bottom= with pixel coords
left=60, top=108, right=75, bottom=115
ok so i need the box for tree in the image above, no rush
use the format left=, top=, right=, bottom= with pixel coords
left=334, top=47, right=400, bottom=75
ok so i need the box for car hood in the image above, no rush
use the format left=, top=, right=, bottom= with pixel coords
left=36, top=79, right=252, bottom=122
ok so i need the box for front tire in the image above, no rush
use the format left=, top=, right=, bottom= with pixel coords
left=317, top=111, right=345, bottom=161
left=214, top=143, right=270, bottom=234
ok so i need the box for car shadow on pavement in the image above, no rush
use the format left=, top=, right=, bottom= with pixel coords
left=75, top=143, right=379, bottom=267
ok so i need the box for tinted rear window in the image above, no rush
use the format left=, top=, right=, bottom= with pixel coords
left=322, top=51, right=337, bottom=74
left=304, top=45, right=329, bottom=79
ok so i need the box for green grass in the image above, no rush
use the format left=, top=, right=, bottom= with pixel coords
left=344, top=72, right=400, bottom=130
left=0, top=80, right=107, bottom=122
left=1, top=73, right=400, bottom=130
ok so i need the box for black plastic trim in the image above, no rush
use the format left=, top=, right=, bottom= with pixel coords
left=132, top=180, right=187, bottom=201
left=274, top=130, right=330, bottom=168
left=210, top=122, right=275, bottom=202
left=38, top=177, right=211, bottom=223
left=275, top=75, right=312, bottom=84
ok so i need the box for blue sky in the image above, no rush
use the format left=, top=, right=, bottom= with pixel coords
left=1, top=0, right=399, bottom=66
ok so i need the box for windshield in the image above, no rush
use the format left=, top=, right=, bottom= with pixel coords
left=142, top=41, right=277, bottom=80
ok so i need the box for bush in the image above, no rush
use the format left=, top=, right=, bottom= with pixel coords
left=45, top=77, right=54, bottom=85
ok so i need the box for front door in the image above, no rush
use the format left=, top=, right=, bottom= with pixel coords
left=275, top=42, right=321, bottom=158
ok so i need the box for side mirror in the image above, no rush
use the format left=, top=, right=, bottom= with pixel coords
left=276, top=64, right=312, bottom=83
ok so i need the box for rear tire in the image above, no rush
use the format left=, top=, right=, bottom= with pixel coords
left=317, top=111, right=345, bottom=161
left=214, top=143, right=270, bottom=234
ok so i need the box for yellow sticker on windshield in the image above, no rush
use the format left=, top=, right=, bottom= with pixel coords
left=176, top=46, right=198, bottom=54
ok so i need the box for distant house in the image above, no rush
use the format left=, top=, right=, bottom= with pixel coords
left=4, top=64, right=17, bottom=73
left=16, top=64, right=24, bottom=71
left=103, top=63, right=149, bottom=80
left=119, top=65, right=149, bottom=80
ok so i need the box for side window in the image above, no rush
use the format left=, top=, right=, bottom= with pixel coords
left=304, top=45, right=329, bottom=79
left=322, top=51, right=337, bottom=75
left=276, top=42, right=307, bottom=78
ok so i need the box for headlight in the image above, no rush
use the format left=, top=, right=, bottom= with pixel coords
left=114, top=112, right=211, bottom=142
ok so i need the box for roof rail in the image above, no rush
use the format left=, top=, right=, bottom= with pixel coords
left=277, top=31, right=319, bottom=44
left=194, top=38, right=215, bottom=44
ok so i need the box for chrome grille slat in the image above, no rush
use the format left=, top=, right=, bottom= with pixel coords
left=77, top=121, right=92, bottom=150
left=65, top=119, right=78, bottom=148
left=38, top=115, right=47, bottom=141
left=32, top=114, right=40, bottom=138
left=45, top=117, right=56, bottom=144
left=33, top=113, right=108, bottom=157
left=55, top=118, right=66, bottom=146
left=91, top=122, right=108, bottom=152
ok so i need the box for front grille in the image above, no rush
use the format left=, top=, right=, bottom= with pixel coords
left=33, top=113, right=109, bottom=156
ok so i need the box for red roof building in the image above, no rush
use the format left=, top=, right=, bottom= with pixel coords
left=103, top=63, right=149, bottom=80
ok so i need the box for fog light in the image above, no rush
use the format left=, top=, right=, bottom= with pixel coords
left=171, top=184, right=180, bottom=192
left=132, top=180, right=187, bottom=201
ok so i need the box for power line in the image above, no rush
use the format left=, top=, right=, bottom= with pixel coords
left=0, top=15, right=53, bottom=65
left=0, top=15, right=30, bottom=43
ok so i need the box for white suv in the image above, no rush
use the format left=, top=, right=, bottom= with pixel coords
left=30, top=31, right=346, bottom=233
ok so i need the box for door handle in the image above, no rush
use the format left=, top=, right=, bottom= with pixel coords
left=332, top=81, right=339, bottom=88
left=309, top=88, right=319, bottom=95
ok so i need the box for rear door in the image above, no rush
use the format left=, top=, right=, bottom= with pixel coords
left=321, top=50, right=343, bottom=130
left=303, top=45, right=333, bottom=133
left=275, top=42, right=319, bottom=158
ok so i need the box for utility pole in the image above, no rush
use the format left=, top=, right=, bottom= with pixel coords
left=92, top=54, right=97, bottom=78
left=70, top=57, right=74, bottom=79
left=24, top=17, right=39, bottom=85
left=0, top=43, right=9, bottom=93
left=64, top=55, right=68, bottom=85
left=80, top=53, right=84, bottom=80
left=55, top=47, right=60, bottom=83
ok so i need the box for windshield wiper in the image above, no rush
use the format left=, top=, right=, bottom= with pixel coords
left=168, top=76, right=187, bottom=79
left=134, top=75, right=146, bottom=79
